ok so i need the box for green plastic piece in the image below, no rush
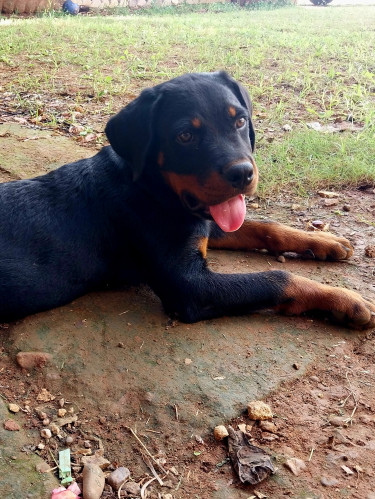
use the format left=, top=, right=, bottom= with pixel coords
left=59, top=448, right=73, bottom=485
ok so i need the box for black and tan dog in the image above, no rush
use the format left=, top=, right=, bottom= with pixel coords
left=0, top=71, right=374, bottom=328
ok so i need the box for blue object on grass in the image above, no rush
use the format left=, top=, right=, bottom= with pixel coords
left=62, top=0, right=80, bottom=15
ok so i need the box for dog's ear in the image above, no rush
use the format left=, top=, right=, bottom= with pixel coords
left=105, top=87, right=161, bottom=180
left=216, top=71, right=256, bottom=152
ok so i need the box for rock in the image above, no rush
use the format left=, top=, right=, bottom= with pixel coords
left=83, top=464, right=105, bottom=499
left=65, top=436, right=74, bottom=445
left=37, top=443, right=45, bottom=450
left=164, top=495, right=173, bottom=499
left=42, top=419, right=50, bottom=426
left=36, top=461, right=50, bottom=473
left=343, top=204, right=351, bottom=212
left=82, top=450, right=110, bottom=470
left=58, top=408, right=67, bottom=417
left=38, top=411, right=47, bottom=420
left=184, top=358, right=192, bottom=365
left=50, top=423, right=60, bottom=435
left=4, top=419, right=20, bottom=431
left=323, top=198, right=339, bottom=207
left=341, top=465, right=354, bottom=475
left=8, top=403, right=20, bottom=413
left=36, top=388, right=55, bottom=402
left=247, top=401, right=273, bottom=421
left=276, top=255, right=285, bottom=263
left=321, top=476, right=340, bottom=487
left=84, top=440, right=91, bottom=448
left=214, top=425, right=229, bottom=440
left=40, top=428, right=52, bottom=439
left=107, top=467, right=131, bottom=491
left=284, top=458, right=306, bottom=476
left=282, top=124, right=292, bottom=132
left=365, top=245, right=375, bottom=258
left=16, top=351, right=52, bottom=370
left=121, top=482, right=141, bottom=496
left=292, top=363, right=300, bottom=370
left=318, top=190, right=340, bottom=198
left=259, top=421, right=277, bottom=434
left=329, top=415, right=348, bottom=427
left=57, top=414, right=78, bottom=427
left=59, top=398, right=65, bottom=408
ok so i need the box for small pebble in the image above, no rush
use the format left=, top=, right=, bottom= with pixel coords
left=58, top=408, right=67, bottom=417
left=282, top=124, right=292, bottom=132
left=4, top=419, right=20, bottom=431
left=50, top=423, right=59, bottom=435
left=65, top=436, right=74, bottom=446
left=277, top=255, right=285, bottom=263
left=121, top=482, right=141, bottom=496
left=106, top=467, right=131, bottom=491
left=321, top=476, right=340, bottom=487
left=59, top=398, right=65, bottom=408
left=284, top=458, right=306, bottom=476
left=16, top=351, right=52, bottom=370
left=184, top=358, right=192, bottom=365
left=99, top=416, right=106, bottom=424
left=247, top=400, right=273, bottom=421
left=293, top=363, right=300, bottom=370
left=84, top=440, right=92, bottom=448
left=40, top=428, right=52, bottom=439
left=36, top=461, right=50, bottom=473
left=214, top=425, right=229, bottom=441
left=37, top=443, right=45, bottom=450
left=259, top=421, right=277, bottom=433
left=83, top=464, right=105, bottom=499
left=343, top=204, right=351, bottom=212
left=38, top=412, right=47, bottom=420
left=42, top=418, right=50, bottom=426
left=8, top=403, right=20, bottom=413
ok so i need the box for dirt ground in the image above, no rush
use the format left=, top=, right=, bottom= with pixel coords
left=0, top=122, right=375, bottom=499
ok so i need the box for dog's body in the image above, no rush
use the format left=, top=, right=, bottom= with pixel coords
left=1, top=72, right=374, bottom=327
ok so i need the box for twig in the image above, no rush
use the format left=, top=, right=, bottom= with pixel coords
left=343, top=371, right=359, bottom=425
left=308, top=448, right=315, bottom=462
left=141, top=476, right=157, bottom=499
left=125, top=426, right=167, bottom=474
left=142, top=453, right=164, bottom=485
left=175, top=469, right=184, bottom=491
left=174, top=404, right=179, bottom=421
left=145, top=429, right=162, bottom=434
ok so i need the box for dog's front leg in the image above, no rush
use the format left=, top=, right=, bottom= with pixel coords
left=154, top=264, right=375, bottom=329
left=209, top=220, right=353, bottom=261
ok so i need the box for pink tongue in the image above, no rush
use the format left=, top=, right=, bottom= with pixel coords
left=209, top=195, right=246, bottom=232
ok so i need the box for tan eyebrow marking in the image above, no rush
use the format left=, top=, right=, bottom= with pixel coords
left=228, top=106, right=236, bottom=117
left=192, top=118, right=201, bottom=128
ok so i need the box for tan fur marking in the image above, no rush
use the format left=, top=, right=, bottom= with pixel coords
left=192, top=118, right=201, bottom=128
left=228, top=106, right=236, bottom=117
left=277, top=275, right=375, bottom=328
left=198, top=237, right=208, bottom=259
left=209, top=214, right=353, bottom=261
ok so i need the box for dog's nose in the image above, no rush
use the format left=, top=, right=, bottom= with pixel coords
left=224, top=162, right=253, bottom=190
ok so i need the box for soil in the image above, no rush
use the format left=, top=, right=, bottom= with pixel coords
left=0, top=123, right=375, bottom=498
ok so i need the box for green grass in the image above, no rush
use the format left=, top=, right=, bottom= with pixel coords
left=0, top=4, right=374, bottom=193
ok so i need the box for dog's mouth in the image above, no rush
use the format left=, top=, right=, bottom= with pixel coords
left=181, top=191, right=246, bottom=232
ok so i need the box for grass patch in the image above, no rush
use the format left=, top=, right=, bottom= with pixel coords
left=257, top=129, right=375, bottom=196
left=0, top=5, right=374, bottom=193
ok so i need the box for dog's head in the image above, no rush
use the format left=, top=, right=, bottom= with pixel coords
left=105, top=71, right=257, bottom=232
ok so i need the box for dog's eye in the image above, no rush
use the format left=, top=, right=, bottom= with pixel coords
left=235, top=118, right=247, bottom=129
left=177, top=132, right=193, bottom=144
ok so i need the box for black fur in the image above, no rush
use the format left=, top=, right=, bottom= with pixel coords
left=0, top=71, right=289, bottom=322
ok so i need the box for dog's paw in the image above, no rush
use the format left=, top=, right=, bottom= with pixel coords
left=277, top=275, right=375, bottom=329
left=304, top=232, right=353, bottom=261
left=330, top=292, right=375, bottom=329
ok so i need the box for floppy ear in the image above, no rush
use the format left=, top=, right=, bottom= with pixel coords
left=216, top=71, right=256, bottom=152
left=105, top=87, right=161, bottom=180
